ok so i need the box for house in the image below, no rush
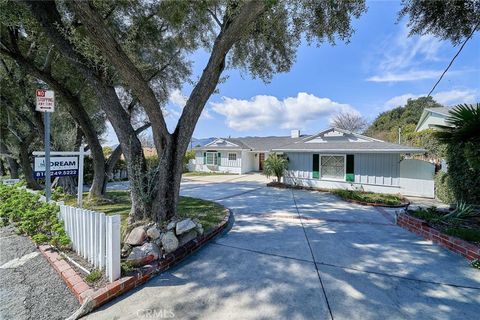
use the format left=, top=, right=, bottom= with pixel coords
left=415, top=107, right=452, bottom=132
left=193, top=128, right=434, bottom=197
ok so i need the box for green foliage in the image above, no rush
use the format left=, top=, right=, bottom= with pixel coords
left=404, top=128, right=445, bottom=158
left=438, top=202, right=478, bottom=223
left=399, top=0, right=480, bottom=45
left=0, top=184, right=70, bottom=248
left=263, top=153, right=288, bottom=182
left=184, top=150, right=196, bottom=170
left=443, top=142, right=480, bottom=204
left=471, top=259, right=480, bottom=270
left=85, top=270, right=102, bottom=284
left=365, top=96, right=442, bottom=142
left=332, top=189, right=404, bottom=206
left=434, top=172, right=456, bottom=204
left=444, top=228, right=480, bottom=243
left=121, top=261, right=135, bottom=275
left=409, top=206, right=439, bottom=222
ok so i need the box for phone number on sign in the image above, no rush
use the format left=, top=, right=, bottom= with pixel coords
left=34, top=170, right=78, bottom=178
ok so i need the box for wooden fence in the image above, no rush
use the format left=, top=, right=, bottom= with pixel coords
left=58, top=205, right=121, bottom=282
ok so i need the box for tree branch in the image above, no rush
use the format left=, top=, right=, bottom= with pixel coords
left=70, top=0, right=170, bottom=152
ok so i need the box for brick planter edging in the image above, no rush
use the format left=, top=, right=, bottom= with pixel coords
left=396, top=212, right=480, bottom=261
left=39, top=209, right=232, bottom=310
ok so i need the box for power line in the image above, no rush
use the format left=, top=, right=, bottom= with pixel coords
left=427, top=20, right=480, bottom=97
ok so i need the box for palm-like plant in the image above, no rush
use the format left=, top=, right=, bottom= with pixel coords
left=435, top=103, right=480, bottom=143
left=435, top=103, right=480, bottom=170
left=263, top=153, right=288, bottom=183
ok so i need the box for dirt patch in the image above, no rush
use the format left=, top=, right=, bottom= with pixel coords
left=61, top=249, right=109, bottom=290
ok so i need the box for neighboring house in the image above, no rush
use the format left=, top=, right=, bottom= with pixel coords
left=194, top=128, right=435, bottom=198
left=415, top=107, right=452, bottom=132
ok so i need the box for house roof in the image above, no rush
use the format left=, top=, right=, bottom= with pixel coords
left=197, top=127, right=425, bottom=154
left=415, top=107, right=452, bottom=131
left=272, top=128, right=424, bottom=153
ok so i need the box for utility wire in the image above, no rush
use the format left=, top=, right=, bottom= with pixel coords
left=427, top=20, right=480, bottom=97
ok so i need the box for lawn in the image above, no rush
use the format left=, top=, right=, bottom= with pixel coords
left=64, top=191, right=227, bottom=231
left=331, top=189, right=405, bottom=206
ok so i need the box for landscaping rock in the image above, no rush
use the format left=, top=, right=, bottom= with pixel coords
left=126, top=242, right=161, bottom=267
left=125, top=226, right=147, bottom=245
left=121, top=244, right=133, bottom=258
left=179, top=230, right=197, bottom=246
left=161, top=231, right=179, bottom=253
left=195, top=222, right=204, bottom=236
left=167, top=221, right=176, bottom=231
left=176, top=218, right=196, bottom=235
left=146, top=226, right=161, bottom=240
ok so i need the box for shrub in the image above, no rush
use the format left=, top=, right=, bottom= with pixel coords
left=434, top=171, right=455, bottom=204
left=332, top=189, right=404, bottom=206
left=409, top=206, right=439, bottom=223
left=444, top=228, right=480, bottom=243
left=0, top=184, right=70, bottom=248
left=263, top=153, right=288, bottom=182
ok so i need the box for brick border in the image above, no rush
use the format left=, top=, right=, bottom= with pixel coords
left=38, top=209, right=231, bottom=310
left=397, top=212, right=480, bottom=261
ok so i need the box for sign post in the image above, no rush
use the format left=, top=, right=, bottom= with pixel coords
left=36, top=89, right=55, bottom=202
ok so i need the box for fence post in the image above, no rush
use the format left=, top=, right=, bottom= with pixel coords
left=106, top=215, right=121, bottom=282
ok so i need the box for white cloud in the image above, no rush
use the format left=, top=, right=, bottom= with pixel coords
left=383, top=89, right=478, bottom=109
left=210, top=92, right=358, bottom=131
left=367, top=25, right=447, bottom=82
left=167, top=89, right=212, bottom=120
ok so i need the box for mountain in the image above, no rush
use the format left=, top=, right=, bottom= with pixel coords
left=188, top=137, right=216, bottom=149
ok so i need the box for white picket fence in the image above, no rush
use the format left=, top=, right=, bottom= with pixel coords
left=58, top=205, right=121, bottom=282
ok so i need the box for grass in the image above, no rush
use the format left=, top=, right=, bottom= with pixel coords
left=331, top=189, right=404, bottom=206
left=182, top=172, right=236, bottom=177
left=85, top=270, right=102, bottom=284
left=64, top=191, right=226, bottom=231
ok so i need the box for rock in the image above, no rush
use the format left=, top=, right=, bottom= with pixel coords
left=179, top=230, right=197, bottom=246
left=121, top=244, right=132, bottom=258
left=175, top=218, right=196, bottom=235
left=167, top=221, right=176, bottom=231
left=125, top=226, right=147, bottom=245
left=126, top=242, right=161, bottom=267
left=161, top=231, right=179, bottom=253
left=146, top=227, right=161, bottom=240
left=194, top=221, right=204, bottom=236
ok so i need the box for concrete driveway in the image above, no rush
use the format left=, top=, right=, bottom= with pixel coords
left=86, top=175, right=480, bottom=320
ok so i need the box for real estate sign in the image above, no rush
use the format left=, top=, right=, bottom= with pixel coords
left=34, top=156, right=78, bottom=178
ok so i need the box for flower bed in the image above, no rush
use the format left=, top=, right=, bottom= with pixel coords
left=267, top=182, right=409, bottom=207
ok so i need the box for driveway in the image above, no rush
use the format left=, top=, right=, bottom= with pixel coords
left=86, top=175, right=480, bottom=319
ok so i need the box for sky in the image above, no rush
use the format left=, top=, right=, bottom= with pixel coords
left=103, top=1, right=480, bottom=144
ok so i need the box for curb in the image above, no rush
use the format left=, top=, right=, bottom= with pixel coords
left=396, top=213, right=480, bottom=261
left=39, top=209, right=231, bottom=310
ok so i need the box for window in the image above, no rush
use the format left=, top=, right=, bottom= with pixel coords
left=320, top=155, right=345, bottom=180
left=206, top=152, right=216, bottom=165
left=228, top=153, right=237, bottom=161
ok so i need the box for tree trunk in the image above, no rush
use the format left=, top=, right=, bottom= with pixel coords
left=18, top=141, right=40, bottom=190
left=7, top=158, right=19, bottom=179
left=0, top=158, right=4, bottom=176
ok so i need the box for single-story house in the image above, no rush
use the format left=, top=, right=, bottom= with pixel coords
left=415, top=107, right=452, bottom=132
left=193, top=128, right=434, bottom=197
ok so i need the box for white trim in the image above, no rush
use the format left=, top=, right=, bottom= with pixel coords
left=228, top=153, right=237, bottom=161
left=205, top=151, right=218, bottom=165
left=301, top=127, right=384, bottom=143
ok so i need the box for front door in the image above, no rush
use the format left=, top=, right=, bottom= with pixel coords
left=259, top=153, right=265, bottom=171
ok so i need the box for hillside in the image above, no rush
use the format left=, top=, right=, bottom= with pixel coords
left=365, top=96, right=443, bottom=142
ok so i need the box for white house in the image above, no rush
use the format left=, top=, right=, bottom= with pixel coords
left=415, top=107, right=452, bottom=132
left=193, top=128, right=435, bottom=198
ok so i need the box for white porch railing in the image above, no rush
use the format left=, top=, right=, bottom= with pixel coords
left=58, top=205, right=121, bottom=282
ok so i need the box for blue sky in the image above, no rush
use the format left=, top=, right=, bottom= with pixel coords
left=104, top=1, right=479, bottom=144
